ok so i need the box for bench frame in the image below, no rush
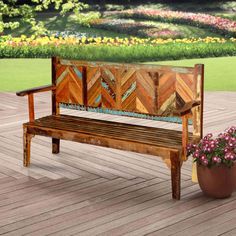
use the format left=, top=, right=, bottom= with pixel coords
left=17, top=57, right=204, bottom=200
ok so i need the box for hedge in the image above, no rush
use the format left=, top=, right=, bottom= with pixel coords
left=1, top=42, right=236, bottom=62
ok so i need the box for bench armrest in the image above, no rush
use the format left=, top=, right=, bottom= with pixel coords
left=16, top=84, right=57, bottom=122
left=173, top=100, right=201, bottom=116
left=16, top=85, right=56, bottom=97
left=176, top=100, right=201, bottom=161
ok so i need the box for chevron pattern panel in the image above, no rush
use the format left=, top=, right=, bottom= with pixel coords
left=176, top=72, right=196, bottom=107
left=158, top=72, right=197, bottom=116
left=55, top=59, right=203, bottom=123
left=55, top=63, right=84, bottom=105
left=136, top=70, right=158, bottom=114
left=87, top=66, right=160, bottom=113
left=87, top=67, right=102, bottom=107
left=86, top=66, right=117, bottom=109
left=158, top=71, right=177, bottom=116
left=85, top=66, right=160, bottom=114
left=119, top=67, right=137, bottom=112
left=100, top=67, right=117, bottom=109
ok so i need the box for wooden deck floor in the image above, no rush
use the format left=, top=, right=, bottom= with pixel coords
left=0, top=92, right=235, bottom=236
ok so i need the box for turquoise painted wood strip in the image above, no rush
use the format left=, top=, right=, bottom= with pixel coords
left=95, top=94, right=102, bottom=104
left=59, top=103, right=193, bottom=125
left=102, top=81, right=109, bottom=89
left=73, top=66, right=82, bottom=80
left=122, top=82, right=136, bottom=102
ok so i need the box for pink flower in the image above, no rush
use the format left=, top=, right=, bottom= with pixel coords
left=224, top=148, right=229, bottom=153
left=229, top=142, right=234, bottom=147
left=187, top=126, right=236, bottom=168
left=207, top=133, right=213, bottom=139
left=202, top=159, right=209, bottom=166
left=193, top=152, right=199, bottom=158
left=224, top=152, right=233, bottom=160
left=213, top=156, right=221, bottom=163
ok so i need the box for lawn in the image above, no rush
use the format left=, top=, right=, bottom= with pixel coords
left=0, top=59, right=51, bottom=91
left=0, top=57, right=235, bottom=92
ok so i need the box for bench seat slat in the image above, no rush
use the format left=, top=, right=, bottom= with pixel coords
left=24, top=115, right=193, bottom=150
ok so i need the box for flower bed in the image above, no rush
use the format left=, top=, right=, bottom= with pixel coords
left=1, top=35, right=235, bottom=47
left=91, top=19, right=183, bottom=39
left=109, top=10, right=236, bottom=37
left=0, top=36, right=235, bottom=62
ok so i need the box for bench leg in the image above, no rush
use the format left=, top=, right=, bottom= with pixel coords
left=52, top=138, right=60, bottom=154
left=23, top=128, right=33, bottom=167
left=170, top=151, right=181, bottom=200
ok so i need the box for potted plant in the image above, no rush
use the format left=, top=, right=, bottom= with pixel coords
left=187, top=126, right=236, bottom=198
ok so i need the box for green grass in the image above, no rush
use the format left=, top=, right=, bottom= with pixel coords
left=0, top=59, right=51, bottom=91
left=0, top=57, right=235, bottom=92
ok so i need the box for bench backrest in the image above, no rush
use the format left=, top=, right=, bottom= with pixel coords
left=52, top=57, right=204, bottom=137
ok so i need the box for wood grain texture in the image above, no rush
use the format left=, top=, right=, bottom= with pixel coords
left=28, top=94, right=35, bottom=122
left=181, top=114, right=189, bottom=161
left=192, top=64, right=204, bottom=138
left=170, top=151, right=181, bottom=200
left=54, top=58, right=203, bottom=119
left=55, top=63, right=84, bottom=105
left=16, top=85, right=56, bottom=97
left=23, top=126, right=33, bottom=167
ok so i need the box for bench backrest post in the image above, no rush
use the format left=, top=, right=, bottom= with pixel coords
left=52, top=57, right=60, bottom=115
left=193, top=64, right=204, bottom=139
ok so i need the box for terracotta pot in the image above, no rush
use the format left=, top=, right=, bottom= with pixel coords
left=234, top=164, right=236, bottom=190
left=197, top=163, right=236, bottom=199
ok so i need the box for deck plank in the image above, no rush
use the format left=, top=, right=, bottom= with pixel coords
left=222, top=228, right=236, bottom=236
left=145, top=197, right=236, bottom=236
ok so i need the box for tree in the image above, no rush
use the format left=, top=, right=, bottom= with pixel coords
left=0, top=0, right=88, bottom=35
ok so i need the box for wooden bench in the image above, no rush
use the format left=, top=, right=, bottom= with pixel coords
left=16, top=57, right=204, bottom=200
